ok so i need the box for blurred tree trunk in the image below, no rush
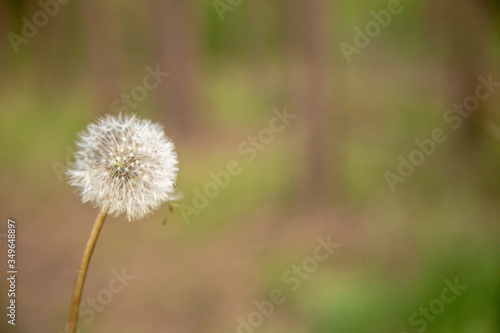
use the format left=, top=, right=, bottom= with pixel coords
left=247, top=1, right=268, bottom=70
left=289, top=0, right=331, bottom=207
left=81, top=0, right=122, bottom=115
left=427, top=0, right=492, bottom=144
left=152, top=0, right=197, bottom=139
left=0, top=1, right=10, bottom=87
left=449, top=0, right=491, bottom=145
left=33, top=4, right=72, bottom=102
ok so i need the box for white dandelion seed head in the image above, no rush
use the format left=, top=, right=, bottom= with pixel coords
left=66, top=113, right=178, bottom=221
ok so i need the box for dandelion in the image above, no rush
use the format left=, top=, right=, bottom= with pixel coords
left=67, top=113, right=178, bottom=221
left=65, top=113, right=178, bottom=333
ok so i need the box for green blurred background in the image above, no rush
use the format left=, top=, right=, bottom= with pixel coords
left=1, top=0, right=500, bottom=332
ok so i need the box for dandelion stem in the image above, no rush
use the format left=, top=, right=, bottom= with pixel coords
left=67, top=209, right=107, bottom=333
